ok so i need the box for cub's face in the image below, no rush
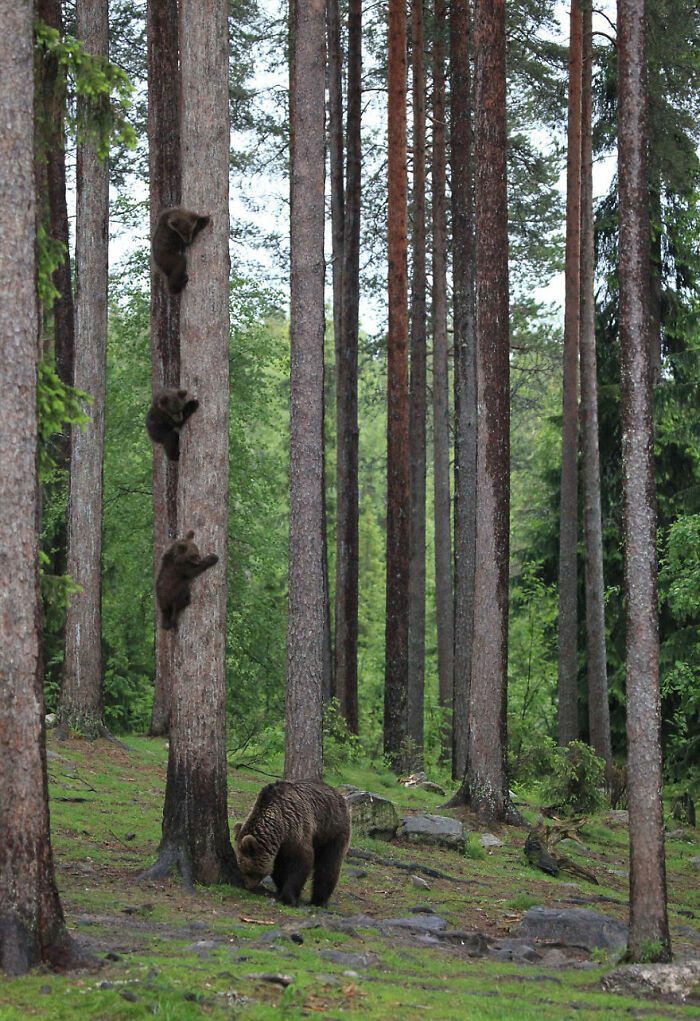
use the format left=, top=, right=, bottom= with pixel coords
left=234, top=824, right=275, bottom=889
left=157, top=389, right=189, bottom=424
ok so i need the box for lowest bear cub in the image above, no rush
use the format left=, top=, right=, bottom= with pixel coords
left=155, top=530, right=218, bottom=630
left=234, top=781, right=351, bottom=907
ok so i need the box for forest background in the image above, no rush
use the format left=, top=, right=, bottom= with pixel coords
left=37, top=0, right=700, bottom=792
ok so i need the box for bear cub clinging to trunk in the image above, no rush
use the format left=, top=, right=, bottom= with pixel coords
left=155, top=530, right=218, bottom=630
left=152, top=206, right=212, bottom=294
left=145, top=387, right=199, bottom=461
left=234, top=781, right=351, bottom=907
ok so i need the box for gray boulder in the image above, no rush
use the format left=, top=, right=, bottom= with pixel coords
left=601, top=960, right=700, bottom=1001
left=513, top=906, right=628, bottom=951
left=396, top=813, right=466, bottom=851
left=344, top=791, right=399, bottom=839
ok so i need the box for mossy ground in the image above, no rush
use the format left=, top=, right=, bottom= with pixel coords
left=0, top=735, right=698, bottom=1019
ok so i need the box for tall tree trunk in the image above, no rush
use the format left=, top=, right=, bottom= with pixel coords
left=59, top=0, right=109, bottom=739
left=144, top=0, right=240, bottom=886
left=431, top=0, right=454, bottom=762
left=335, top=0, right=362, bottom=733
left=579, top=3, right=612, bottom=775
left=557, top=0, right=582, bottom=748
left=285, top=0, right=327, bottom=780
left=458, top=0, right=517, bottom=823
left=384, top=0, right=410, bottom=770
left=407, top=0, right=427, bottom=764
left=0, top=1, right=83, bottom=972
left=450, top=0, right=476, bottom=782
left=147, top=0, right=181, bottom=738
left=617, top=0, right=671, bottom=964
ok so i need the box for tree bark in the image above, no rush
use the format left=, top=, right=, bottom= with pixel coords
left=146, top=0, right=240, bottom=886
left=147, top=0, right=181, bottom=738
left=450, top=0, right=477, bottom=782
left=0, top=1, right=83, bottom=972
left=431, top=0, right=454, bottom=763
left=285, top=0, right=326, bottom=780
left=334, top=0, right=362, bottom=734
left=579, top=3, right=612, bottom=775
left=59, top=0, right=109, bottom=739
left=557, top=0, right=582, bottom=748
left=384, top=0, right=410, bottom=770
left=617, top=0, right=671, bottom=963
left=407, top=0, right=427, bottom=764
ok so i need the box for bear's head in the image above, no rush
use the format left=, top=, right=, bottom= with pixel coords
left=156, top=388, right=190, bottom=424
left=234, top=823, right=275, bottom=889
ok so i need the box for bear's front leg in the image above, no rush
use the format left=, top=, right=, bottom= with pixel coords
left=275, top=847, right=313, bottom=906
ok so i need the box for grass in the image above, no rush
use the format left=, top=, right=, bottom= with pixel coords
left=0, top=734, right=698, bottom=1019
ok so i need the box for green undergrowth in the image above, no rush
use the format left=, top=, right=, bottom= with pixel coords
left=1, top=735, right=698, bottom=1020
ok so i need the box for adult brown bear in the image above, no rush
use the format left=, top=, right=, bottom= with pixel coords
left=234, top=781, right=351, bottom=907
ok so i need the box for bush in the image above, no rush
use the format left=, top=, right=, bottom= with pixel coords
left=540, top=740, right=608, bottom=815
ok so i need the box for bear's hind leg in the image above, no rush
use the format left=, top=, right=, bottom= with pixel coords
left=311, top=836, right=347, bottom=907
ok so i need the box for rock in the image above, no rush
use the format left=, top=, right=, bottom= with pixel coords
left=411, top=875, right=431, bottom=889
left=344, top=867, right=367, bottom=879
left=434, top=931, right=492, bottom=956
left=345, top=791, right=400, bottom=839
left=45, top=713, right=57, bottom=728
left=396, top=814, right=465, bottom=851
left=382, top=913, right=447, bottom=933
left=337, top=784, right=360, bottom=794
left=39, top=985, right=52, bottom=995
left=488, top=938, right=542, bottom=964
left=690, top=857, right=700, bottom=867
left=665, top=828, right=690, bottom=841
left=319, top=950, right=380, bottom=968
left=601, top=960, right=700, bottom=1001
left=479, top=833, right=503, bottom=848
left=398, top=772, right=446, bottom=796
left=513, top=906, right=628, bottom=951
left=605, top=811, right=629, bottom=826
left=248, top=972, right=295, bottom=987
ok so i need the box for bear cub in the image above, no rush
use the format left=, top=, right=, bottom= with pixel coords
left=146, top=387, right=199, bottom=461
left=155, top=530, right=218, bottom=630
left=152, top=206, right=212, bottom=294
left=234, top=780, right=351, bottom=907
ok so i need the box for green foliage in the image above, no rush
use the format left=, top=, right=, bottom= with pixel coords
left=539, top=741, right=608, bottom=816
left=34, top=18, right=136, bottom=159
left=37, top=359, right=91, bottom=478
left=506, top=892, right=542, bottom=912
left=464, top=835, right=487, bottom=861
left=323, top=698, right=361, bottom=772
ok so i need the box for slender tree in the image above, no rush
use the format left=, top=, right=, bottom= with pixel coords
left=142, top=0, right=240, bottom=885
left=579, top=1, right=612, bottom=774
left=59, top=0, right=110, bottom=739
left=334, top=0, right=362, bottom=734
left=431, top=0, right=454, bottom=761
left=147, top=0, right=181, bottom=737
left=450, top=0, right=477, bottom=782
left=384, top=0, right=410, bottom=770
left=0, top=0, right=84, bottom=972
left=285, top=0, right=327, bottom=780
left=407, top=0, right=427, bottom=761
left=557, top=0, right=583, bottom=748
left=617, top=0, right=671, bottom=963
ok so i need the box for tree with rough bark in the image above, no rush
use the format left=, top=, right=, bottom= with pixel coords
left=384, top=0, right=410, bottom=770
left=0, top=0, right=87, bottom=973
left=407, top=0, right=427, bottom=762
left=58, top=0, right=110, bottom=740
left=450, top=0, right=477, bottom=783
left=332, top=0, right=361, bottom=735
left=617, top=0, right=671, bottom=964
left=285, top=0, right=327, bottom=781
left=147, top=0, right=181, bottom=738
left=579, top=3, right=612, bottom=775
left=557, top=0, right=582, bottom=749
left=431, top=0, right=454, bottom=763
left=141, top=0, right=240, bottom=886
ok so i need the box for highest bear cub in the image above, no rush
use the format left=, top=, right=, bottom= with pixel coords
left=152, top=206, right=212, bottom=294
left=155, top=530, right=219, bottom=630
left=145, top=387, right=199, bottom=461
left=234, top=781, right=351, bottom=907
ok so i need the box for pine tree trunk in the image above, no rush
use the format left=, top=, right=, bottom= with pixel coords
left=407, top=0, right=427, bottom=764
left=579, top=4, right=612, bottom=775
left=617, top=0, right=671, bottom=964
left=557, top=0, right=582, bottom=748
left=384, top=0, right=410, bottom=770
left=147, top=0, right=181, bottom=738
left=431, top=0, right=454, bottom=762
left=146, top=0, right=240, bottom=886
left=450, top=0, right=476, bottom=782
left=0, top=2, right=83, bottom=972
left=285, top=0, right=327, bottom=780
left=335, top=0, right=362, bottom=733
left=59, top=0, right=109, bottom=739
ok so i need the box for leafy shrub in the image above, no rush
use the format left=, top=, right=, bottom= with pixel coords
left=540, top=740, right=608, bottom=815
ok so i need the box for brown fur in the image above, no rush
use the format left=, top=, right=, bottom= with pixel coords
left=155, top=530, right=218, bottom=630
left=145, top=387, right=199, bottom=461
left=234, top=781, right=351, bottom=907
left=152, top=206, right=212, bottom=294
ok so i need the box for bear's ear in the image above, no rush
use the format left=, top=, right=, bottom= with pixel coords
left=157, top=392, right=170, bottom=409
left=184, top=529, right=195, bottom=540
left=241, top=834, right=259, bottom=855
left=233, top=823, right=242, bottom=839
left=177, top=388, right=188, bottom=399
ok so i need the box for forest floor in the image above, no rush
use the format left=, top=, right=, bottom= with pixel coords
left=0, top=735, right=698, bottom=1020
